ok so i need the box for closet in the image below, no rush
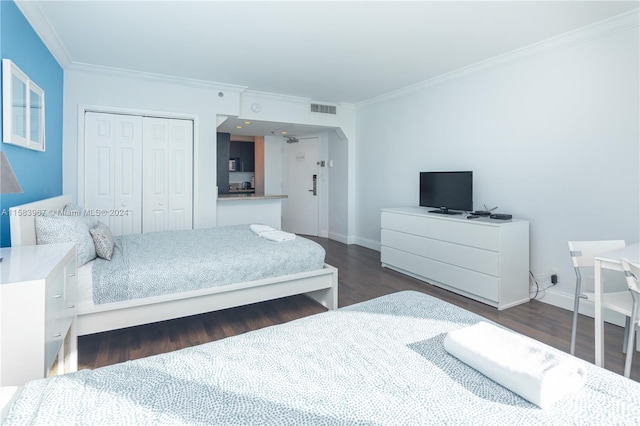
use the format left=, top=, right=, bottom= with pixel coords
left=84, top=112, right=193, bottom=235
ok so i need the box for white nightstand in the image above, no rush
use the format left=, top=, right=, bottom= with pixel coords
left=0, top=243, right=78, bottom=386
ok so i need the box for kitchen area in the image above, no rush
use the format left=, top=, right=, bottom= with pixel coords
left=216, top=132, right=287, bottom=229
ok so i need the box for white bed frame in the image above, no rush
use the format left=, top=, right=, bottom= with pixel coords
left=9, top=195, right=338, bottom=336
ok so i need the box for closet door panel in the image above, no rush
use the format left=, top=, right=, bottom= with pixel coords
left=85, top=112, right=142, bottom=235
left=142, top=117, right=193, bottom=233
left=142, top=118, right=169, bottom=233
left=114, top=143, right=142, bottom=236
left=168, top=119, right=193, bottom=231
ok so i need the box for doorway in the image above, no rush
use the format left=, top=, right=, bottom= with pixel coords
left=282, top=137, right=320, bottom=236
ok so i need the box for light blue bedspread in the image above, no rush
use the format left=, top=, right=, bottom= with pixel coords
left=4, top=291, right=640, bottom=425
left=91, top=225, right=326, bottom=304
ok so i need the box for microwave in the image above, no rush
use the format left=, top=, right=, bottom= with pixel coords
left=229, top=158, right=239, bottom=172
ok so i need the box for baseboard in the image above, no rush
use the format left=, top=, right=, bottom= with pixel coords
left=539, top=288, right=626, bottom=327
left=327, top=231, right=348, bottom=244
left=352, top=236, right=380, bottom=251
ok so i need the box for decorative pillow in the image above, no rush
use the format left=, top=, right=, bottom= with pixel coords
left=90, top=222, right=115, bottom=261
left=35, top=214, right=97, bottom=266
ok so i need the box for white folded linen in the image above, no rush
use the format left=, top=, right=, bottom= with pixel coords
left=260, top=230, right=296, bottom=242
left=443, top=321, right=586, bottom=409
left=250, top=224, right=276, bottom=235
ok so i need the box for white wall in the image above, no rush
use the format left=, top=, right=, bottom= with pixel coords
left=63, top=65, right=243, bottom=229
left=264, top=135, right=285, bottom=195
left=63, top=66, right=356, bottom=240
left=328, top=129, right=349, bottom=243
left=354, top=20, right=639, bottom=309
left=241, top=91, right=357, bottom=241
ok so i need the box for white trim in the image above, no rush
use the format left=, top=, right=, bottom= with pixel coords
left=77, top=105, right=199, bottom=227
left=67, top=62, right=247, bottom=93
left=242, top=89, right=311, bottom=104
left=358, top=9, right=640, bottom=107
left=537, top=288, right=626, bottom=327
left=14, top=0, right=72, bottom=68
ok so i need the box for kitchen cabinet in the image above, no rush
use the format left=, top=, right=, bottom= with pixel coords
left=230, top=141, right=255, bottom=172
left=216, top=132, right=231, bottom=195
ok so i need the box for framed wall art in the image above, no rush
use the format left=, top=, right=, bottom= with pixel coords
left=2, top=59, right=45, bottom=151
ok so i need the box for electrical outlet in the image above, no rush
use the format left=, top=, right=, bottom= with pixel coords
left=533, top=271, right=558, bottom=287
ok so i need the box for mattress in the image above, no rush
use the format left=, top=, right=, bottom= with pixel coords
left=4, top=291, right=640, bottom=425
left=88, top=225, right=325, bottom=305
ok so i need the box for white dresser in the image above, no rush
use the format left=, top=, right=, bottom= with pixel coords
left=0, top=243, right=78, bottom=386
left=381, top=207, right=529, bottom=310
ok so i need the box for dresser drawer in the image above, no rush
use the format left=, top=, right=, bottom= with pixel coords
left=64, top=256, right=77, bottom=311
left=45, top=272, right=65, bottom=324
left=44, top=318, right=71, bottom=372
left=382, top=211, right=500, bottom=250
left=381, top=246, right=500, bottom=302
left=0, top=243, right=78, bottom=386
left=381, top=229, right=501, bottom=276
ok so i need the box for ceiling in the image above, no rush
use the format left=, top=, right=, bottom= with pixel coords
left=19, top=1, right=639, bottom=105
left=216, top=117, right=332, bottom=138
left=16, top=1, right=639, bottom=137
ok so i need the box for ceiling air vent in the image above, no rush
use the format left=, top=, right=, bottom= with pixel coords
left=310, top=102, right=337, bottom=115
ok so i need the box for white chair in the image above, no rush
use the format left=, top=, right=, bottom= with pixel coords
left=568, top=240, right=627, bottom=355
left=620, top=258, right=640, bottom=378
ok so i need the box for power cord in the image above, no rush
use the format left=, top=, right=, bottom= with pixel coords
left=529, top=271, right=556, bottom=301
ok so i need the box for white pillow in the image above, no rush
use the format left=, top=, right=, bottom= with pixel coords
left=35, top=214, right=97, bottom=266
left=90, top=222, right=115, bottom=260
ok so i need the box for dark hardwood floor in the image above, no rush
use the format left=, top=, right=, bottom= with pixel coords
left=79, top=237, right=639, bottom=382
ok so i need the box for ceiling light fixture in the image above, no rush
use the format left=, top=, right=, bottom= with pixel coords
left=244, top=121, right=251, bottom=125
left=236, top=125, right=242, bottom=129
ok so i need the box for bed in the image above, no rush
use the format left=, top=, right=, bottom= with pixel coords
left=9, top=195, right=338, bottom=338
left=2, top=290, right=639, bottom=424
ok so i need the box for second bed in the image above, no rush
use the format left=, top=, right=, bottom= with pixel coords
left=10, top=195, right=338, bottom=337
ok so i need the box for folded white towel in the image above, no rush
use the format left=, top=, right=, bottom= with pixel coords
left=260, top=230, right=296, bottom=242
left=443, top=321, right=586, bottom=409
left=250, top=224, right=276, bottom=235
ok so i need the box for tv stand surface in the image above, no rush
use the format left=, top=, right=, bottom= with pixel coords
left=428, top=209, right=463, bottom=215
left=380, top=207, right=530, bottom=310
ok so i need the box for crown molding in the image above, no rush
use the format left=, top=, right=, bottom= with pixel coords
left=66, top=63, right=247, bottom=93
left=357, top=9, right=640, bottom=108
left=242, top=89, right=311, bottom=105
left=14, top=0, right=72, bottom=68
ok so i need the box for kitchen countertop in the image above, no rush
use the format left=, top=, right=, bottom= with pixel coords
left=228, top=189, right=256, bottom=194
left=218, top=193, right=288, bottom=201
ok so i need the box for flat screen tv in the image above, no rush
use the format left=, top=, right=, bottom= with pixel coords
left=419, top=171, right=473, bottom=215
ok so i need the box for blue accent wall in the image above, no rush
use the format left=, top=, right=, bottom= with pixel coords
left=0, top=0, right=63, bottom=247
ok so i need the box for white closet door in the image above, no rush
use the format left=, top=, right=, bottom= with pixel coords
left=84, top=112, right=143, bottom=235
left=142, top=117, right=193, bottom=233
